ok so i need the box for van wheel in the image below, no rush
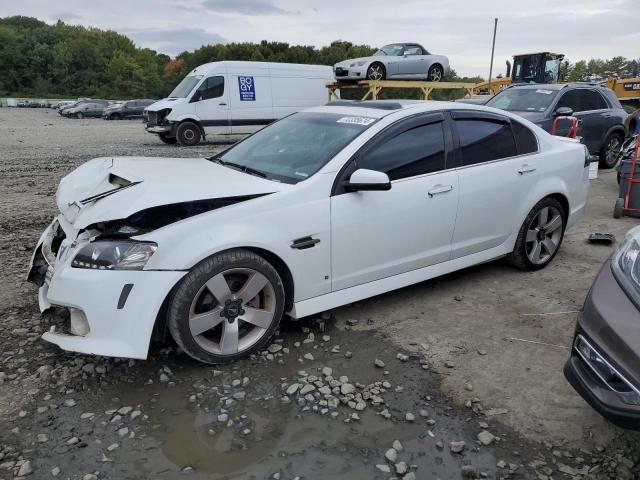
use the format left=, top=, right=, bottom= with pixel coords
left=176, top=121, right=202, bottom=146
left=167, top=249, right=285, bottom=364
left=158, top=133, right=177, bottom=144
left=507, top=197, right=566, bottom=271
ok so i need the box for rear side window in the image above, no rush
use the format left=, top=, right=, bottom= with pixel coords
left=512, top=120, right=538, bottom=155
left=357, top=122, right=446, bottom=180
left=557, top=89, right=608, bottom=112
left=455, top=119, right=517, bottom=166
left=580, top=90, right=608, bottom=111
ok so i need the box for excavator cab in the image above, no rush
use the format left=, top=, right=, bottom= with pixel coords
left=509, top=52, right=564, bottom=84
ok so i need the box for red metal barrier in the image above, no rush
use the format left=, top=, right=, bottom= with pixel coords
left=550, top=116, right=579, bottom=138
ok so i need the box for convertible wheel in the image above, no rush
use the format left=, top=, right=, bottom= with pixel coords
left=167, top=249, right=285, bottom=364
left=599, top=132, right=623, bottom=169
left=428, top=64, right=444, bottom=82
left=507, top=197, right=566, bottom=271
left=366, top=63, right=386, bottom=81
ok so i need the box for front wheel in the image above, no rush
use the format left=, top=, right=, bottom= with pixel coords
left=76, top=112, right=83, bottom=119
left=366, top=63, right=386, bottom=80
left=110, top=113, right=121, bottom=120
left=427, top=64, right=444, bottom=82
left=158, top=133, right=177, bottom=144
left=599, top=132, right=623, bottom=169
left=167, top=249, right=285, bottom=364
left=507, top=197, right=566, bottom=271
left=176, top=121, right=202, bottom=146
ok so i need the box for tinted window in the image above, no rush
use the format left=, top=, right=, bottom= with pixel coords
left=512, top=120, right=538, bottom=155
left=456, top=119, right=517, bottom=166
left=556, top=90, right=581, bottom=111
left=196, top=76, right=225, bottom=100
left=581, top=90, right=608, bottom=111
left=357, top=122, right=446, bottom=180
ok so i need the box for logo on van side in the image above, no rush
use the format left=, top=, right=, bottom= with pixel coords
left=238, top=76, right=256, bottom=101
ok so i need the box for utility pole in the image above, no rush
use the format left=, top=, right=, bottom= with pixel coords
left=488, top=18, right=498, bottom=91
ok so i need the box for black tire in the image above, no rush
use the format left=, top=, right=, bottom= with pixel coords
left=167, top=249, right=285, bottom=364
left=614, top=198, right=624, bottom=219
left=176, top=121, right=202, bottom=146
left=507, top=197, right=567, bottom=271
left=158, top=133, right=177, bottom=144
left=599, top=131, right=623, bottom=169
left=110, top=113, right=121, bottom=120
left=76, top=112, right=83, bottom=119
left=366, top=63, right=386, bottom=81
left=427, top=64, right=444, bottom=82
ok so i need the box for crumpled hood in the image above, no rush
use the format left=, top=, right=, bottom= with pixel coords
left=145, top=97, right=185, bottom=112
left=334, top=57, right=373, bottom=68
left=56, top=157, right=287, bottom=229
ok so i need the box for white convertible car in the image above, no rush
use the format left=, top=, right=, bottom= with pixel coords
left=28, top=101, right=590, bottom=364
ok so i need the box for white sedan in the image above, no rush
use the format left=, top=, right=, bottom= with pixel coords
left=28, top=101, right=590, bottom=364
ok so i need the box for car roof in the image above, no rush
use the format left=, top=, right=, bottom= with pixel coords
left=508, top=82, right=609, bottom=91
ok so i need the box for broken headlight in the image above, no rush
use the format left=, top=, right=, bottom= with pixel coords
left=612, top=225, right=640, bottom=307
left=71, top=241, right=157, bottom=270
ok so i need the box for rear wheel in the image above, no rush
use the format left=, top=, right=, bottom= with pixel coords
left=110, top=113, right=122, bottom=120
left=176, top=121, right=202, bottom=146
left=600, top=132, right=623, bottom=169
left=167, top=249, right=285, bottom=364
left=76, top=112, right=83, bottom=119
left=428, top=64, right=444, bottom=82
left=366, top=63, right=386, bottom=80
left=507, top=197, right=566, bottom=271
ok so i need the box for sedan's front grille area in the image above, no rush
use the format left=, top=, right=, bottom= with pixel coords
left=335, top=67, right=349, bottom=77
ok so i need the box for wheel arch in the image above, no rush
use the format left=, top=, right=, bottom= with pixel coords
left=175, top=118, right=206, bottom=136
left=151, top=246, right=295, bottom=343
left=547, top=192, right=570, bottom=220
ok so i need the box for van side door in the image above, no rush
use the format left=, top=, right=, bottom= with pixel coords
left=227, top=74, right=274, bottom=134
left=192, top=75, right=231, bottom=135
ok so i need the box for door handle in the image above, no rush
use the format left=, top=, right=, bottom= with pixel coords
left=518, top=165, right=537, bottom=175
left=427, top=184, right=453, bottom=198
left=219, top=102, right=227, bottom=106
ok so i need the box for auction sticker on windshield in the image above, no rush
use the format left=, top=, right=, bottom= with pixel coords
left=536, top=89, right=554, bottom=95
left=336, top=116, right=376, bottom=126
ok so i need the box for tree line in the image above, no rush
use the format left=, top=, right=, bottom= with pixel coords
left=0, top=16, right=637, bottom=100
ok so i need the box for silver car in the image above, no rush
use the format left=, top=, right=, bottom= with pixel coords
left=333, top=43, right=450, bottom=82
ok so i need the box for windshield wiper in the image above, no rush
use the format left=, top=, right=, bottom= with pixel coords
left=211, top=158, right=268, bottom=179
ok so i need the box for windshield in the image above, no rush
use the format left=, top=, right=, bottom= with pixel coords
left=210, top=112, right=376, bottom=184
left=169, top=75, right=203, bottom=98
left=486, top=88, right=559, bottom=112
left=374, top=44, right=404, bottom=56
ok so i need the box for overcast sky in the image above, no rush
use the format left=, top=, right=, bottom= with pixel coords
left=4, top=0, right=638, bottom=77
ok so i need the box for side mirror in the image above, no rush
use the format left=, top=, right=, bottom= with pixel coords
left=554, top=106, right=573, bottom=117
left=346, top=169, right=391, bottom=192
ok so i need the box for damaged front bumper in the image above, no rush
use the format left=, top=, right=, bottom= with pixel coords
left=28, top=216, right=186, bottom=359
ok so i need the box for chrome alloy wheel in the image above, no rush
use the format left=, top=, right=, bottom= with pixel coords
left=367, top=64, right=384, bottom=80
left=604, top=135, right=621, bottom=167
left=188, top=268, right=276, bottom=355
left=429, top=66, right=443, bottom=81
left=525, top=206, right=563, bottom=265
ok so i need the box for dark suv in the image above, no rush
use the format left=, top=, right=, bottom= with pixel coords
left=103, top=99, right=155, bottom=120
left=485, top=83, right=628, bottom=168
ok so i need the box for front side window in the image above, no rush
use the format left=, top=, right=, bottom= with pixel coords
left=556, top=90, right=582, bottom=112
left=195, top=76, right=225, bottom=101
left=455, top=119, right=517, bottom=166
left=211, top=112, right=374, bottom=184
left=357, top=122, right=446, bottom=180
left=486, top=88, right=558, bottom=112
left=169, top=74, right=203, bottom=98
left=404, top=46, right=423, bottom=56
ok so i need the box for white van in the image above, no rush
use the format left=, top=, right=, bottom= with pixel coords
left=144, top=61, right=335, bottom=146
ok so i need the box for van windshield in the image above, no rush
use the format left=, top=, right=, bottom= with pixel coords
left=169, top=75, right=203, bottom=98
left=209, top=112, right=376, bottom=184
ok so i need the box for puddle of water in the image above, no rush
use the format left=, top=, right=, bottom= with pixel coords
left=119, top=326, right=501, bottom=479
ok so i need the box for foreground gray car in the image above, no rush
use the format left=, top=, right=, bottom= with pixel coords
left=485, top=83, right=628, bottom=168
left=333, top=43, right=450, bottom=82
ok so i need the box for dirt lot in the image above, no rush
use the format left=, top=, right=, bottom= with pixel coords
left=0, top=108, right=639, bottom=479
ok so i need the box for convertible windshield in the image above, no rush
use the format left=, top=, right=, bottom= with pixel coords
left=210, top=112, right=376, bottom=184
left=374, top=44, right=404, bottom=56
left=486, top=88, right=559, bottom=112
left=169, top=75, right=203, bottom=98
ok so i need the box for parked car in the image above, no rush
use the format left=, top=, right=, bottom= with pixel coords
left=564, top=226, right=640, bottom=430
left=103, top=99, right=155, bottom=120
left=28, top=100, right=590, bottom=363
left=333, top=43, right=451, bottom=82
left=63, top=102, right=106, bottom=119
left=52, top=100, right=76, bottom=110
left=484, top=83, right=628, bottom=168
left=144, top=61, right=334, bottom=146
left=59, top=99, right=109, bottom=116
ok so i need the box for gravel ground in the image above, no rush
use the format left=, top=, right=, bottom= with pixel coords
left=0, top=108, right=639, bottom=479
